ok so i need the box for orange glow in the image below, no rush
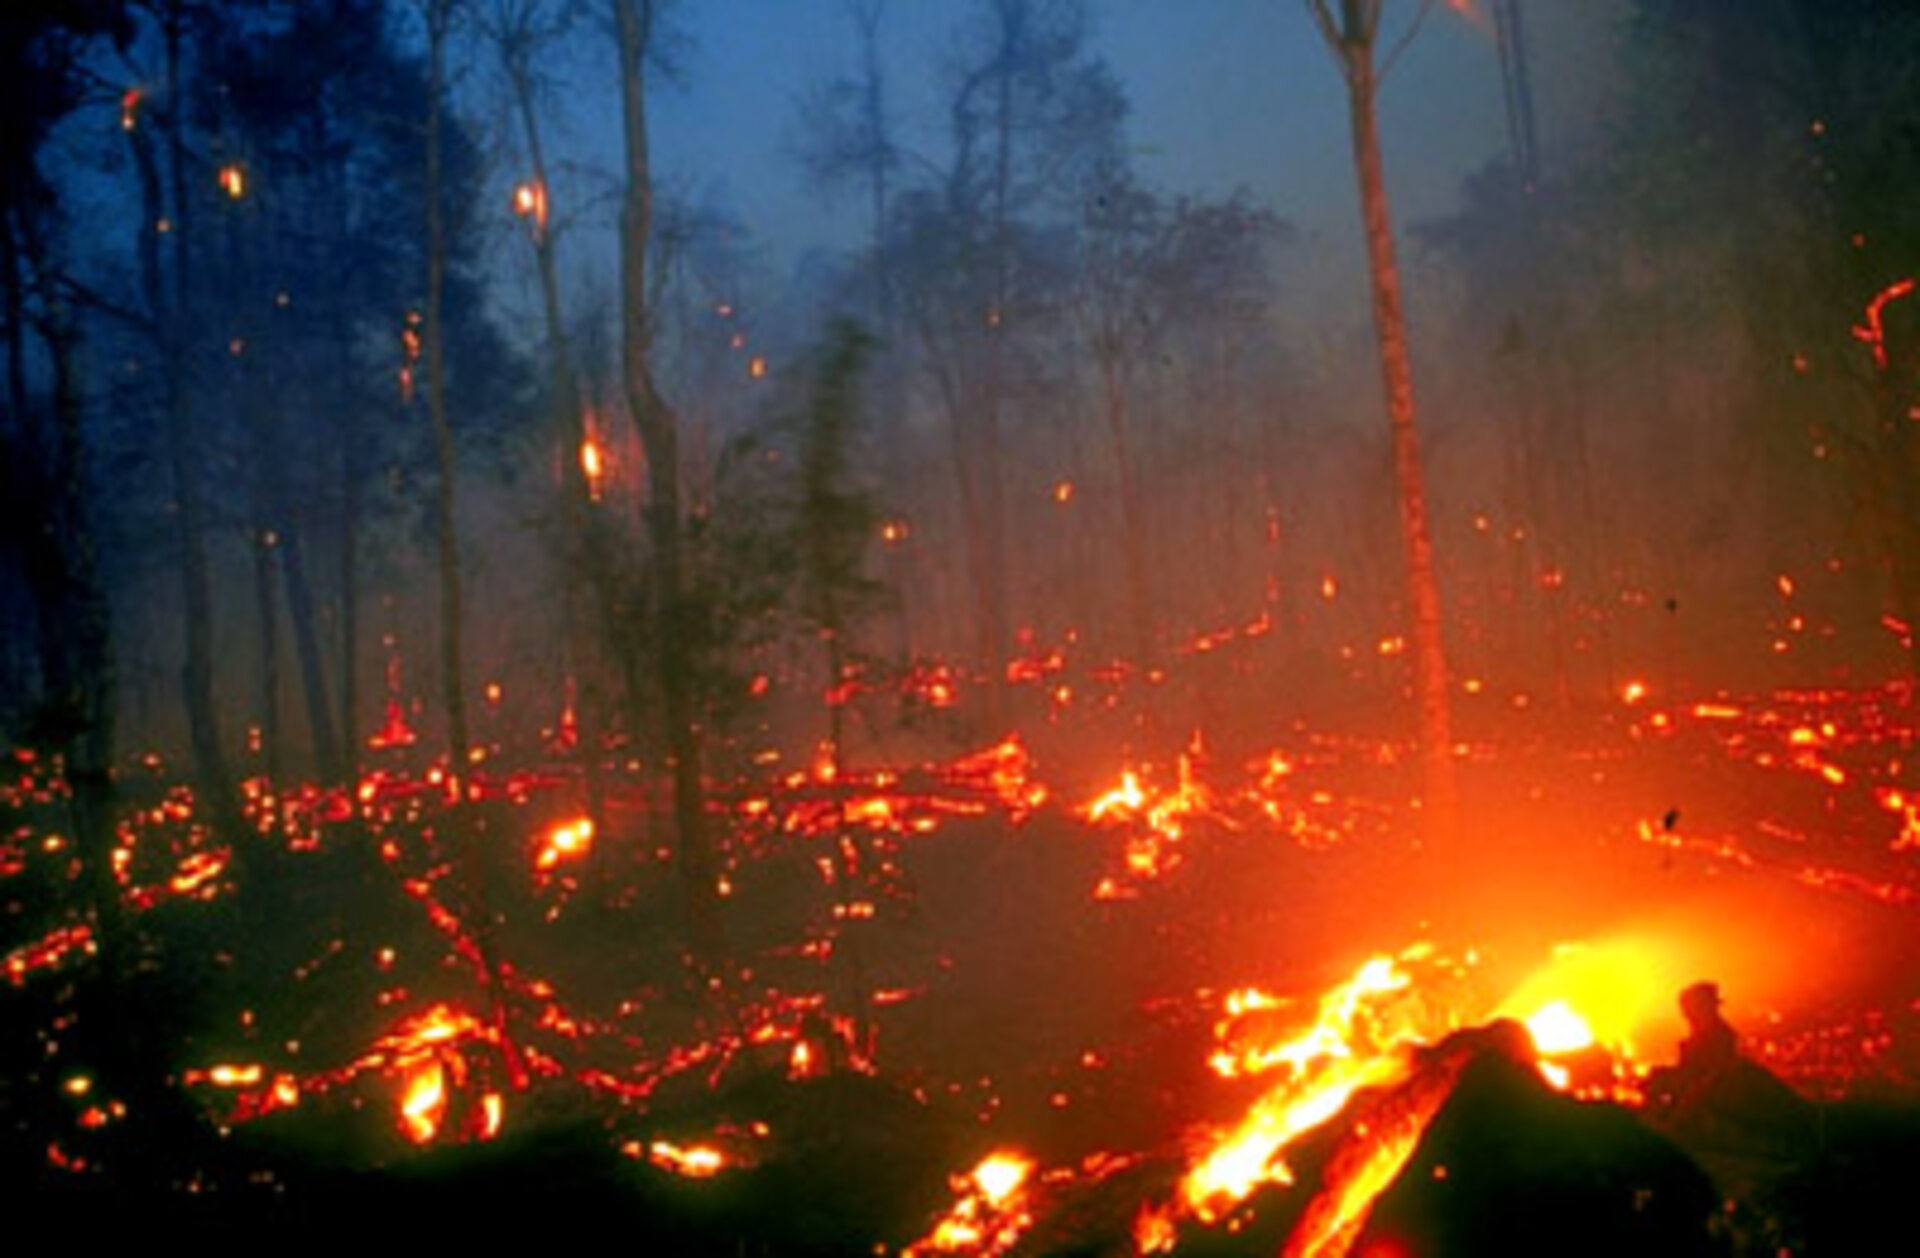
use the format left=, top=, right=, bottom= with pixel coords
left=168, top=849, right=229, bottom=897
left=535, top=816, right=595, bottom=872
left=648, top=1140, right=728, bottom=1178
left=1853, top=277, right=1916, bottom=369
left=580, top=437, right=605, bottom=498
left=5, top=923, right=95, bottom=987
left=368, top=699, right=418, bottom=750
left=511, top=179, right=548, bottom=237
left=748, top=355, right=768, bottom=379
left=1877, top=787, right=1920, bottom=852
left=1492, top=938, right=1681, bottom=1061
left=971, top=1152, right=1031, bottom=1205
left=1180, top=947, right=1458, bottom=1219
left=218, top=164, right=246, bottom=200
left=400, top=1060, right=446, bottom=1144
left=1133, top=1204, right=1178, bottom=1254
left=481, top=1092, right=503, bottom=1140
left=1053, top=479, right=1074, bottom=503
left=120, top=87, right=143, bottom=131
left=1623, top=679, right=1648, bottom=704
left=1524, top=1001, right=1595, bottom=1056
left=881, top=519, right=911, bottom=544
left=907, top=1150, right=1035, bottom=1256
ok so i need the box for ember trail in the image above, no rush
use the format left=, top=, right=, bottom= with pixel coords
left=5, top=1, right=1920, bottom=1253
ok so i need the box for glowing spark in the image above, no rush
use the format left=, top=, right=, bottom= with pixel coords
left=1854, top=278, right=1916, bottom=370
left=218, top=164, right=246, bottom=200
left=535, top=817, right=595, bottom=872
left=511, top=179, right=548, bottom=237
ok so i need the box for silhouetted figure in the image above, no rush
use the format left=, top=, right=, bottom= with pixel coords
left=1675, top=981, right=1737, bottom=1078
left=1646, top=980, right=1811, bottom=1154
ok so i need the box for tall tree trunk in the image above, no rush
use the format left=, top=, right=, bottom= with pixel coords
left=1100, top=358, right=1152, bottom=664
left=504, top=45, right=610, bottom=871
left=251, top=510, right=283, bottom=784
left=2, top=210, right=25, bottom=435
left=423, top=1, right=469, bottom=770
left=127, top=29, right=240, bottom=838
left=278, top=511, right=342, bottom=781
left=37, top=298, right=122, bottom=952
left=614, top=0, right=720, bottom=968
left=1316, top=0, right=1458, bottom=853
left=337, top=397, right=361, bottom=769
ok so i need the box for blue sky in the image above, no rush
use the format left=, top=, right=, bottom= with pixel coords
left=625, top=1, right=1619, bottom=272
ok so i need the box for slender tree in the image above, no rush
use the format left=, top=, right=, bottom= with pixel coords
left=613, top=0, right=721, bottom=965
left=421, top=0, right=470, bottom=770
left=1307, top=0, right=1458, bottom=848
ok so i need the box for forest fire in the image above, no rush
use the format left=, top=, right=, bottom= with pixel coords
left=7, top=0, right=1920, bottom=1252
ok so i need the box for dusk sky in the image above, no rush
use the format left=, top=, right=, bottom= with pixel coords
left=529, top=1, right=1621, bottom=298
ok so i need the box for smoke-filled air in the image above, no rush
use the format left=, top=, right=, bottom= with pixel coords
left=4, top=1, right=1917, bottom=1252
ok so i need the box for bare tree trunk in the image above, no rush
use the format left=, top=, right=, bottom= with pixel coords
left=1100, top=358, right=1153, bottom=664
left=250, top=508, right=283, bottom=784
left=423, top=0, right=469, bottom=770
left=121, top=26, right=240, bottom=838
left=1315, top=0, right=1458, bottom=852
left=278, top=511, right=342, bottom=780
left=499, top=26, right=612, bottom=879
left=614, top=0, right=720, bottom=967
left=160, top=10, right=240, bottom=833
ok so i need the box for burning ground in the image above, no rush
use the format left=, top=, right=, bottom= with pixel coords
left=4, top=640, right=1917, bottom=1255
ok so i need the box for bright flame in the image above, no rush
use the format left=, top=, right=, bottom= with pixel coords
left=580, top=437, right=605, bottom=498
left=649, top=1139, right=728, bottom=1178
left=511, top=179, right=549, bottom=237
left=535, top=816, right=595, bottom=872
left=1180, top=947, right=1461, bottom=1219
left=907, top=1150, right=1036, bottom=1256
left=400, top=1060, right=446, bottom=1144
left=218, top=164, right=246, bottom=200
left=1524, top=1000, right=1595, bottom=1056
left=971, top=1152, right=1031, bottom=1206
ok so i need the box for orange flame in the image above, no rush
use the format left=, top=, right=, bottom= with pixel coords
left=511, top=179, right=549, bottom=238
left=648, top=1139, right=728, bottom=1177
left=907, top=1151, right=1035, bottom=1256
left=535, top=816, right=595, bottom=873
left=400, top=1060, right=446, bottom=1144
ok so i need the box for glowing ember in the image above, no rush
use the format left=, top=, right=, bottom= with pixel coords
left=535, top=816, right=595, bottom=872
left=647, top=1139, right=728, bottom=1178
left=218, top=163, right=246, bottom=199
left=1854, top=276, right=1916, bottom=369
left=580, top=436, right=605, bottom=496
left=907, top=1151, right=1036, bottom=1256
left=5, top=923, right=96, bottom=987
left=400, top=1060, right=446, bottom=1144
left=1180, top=947, right=1462, bottom=1219
left=511, top=178, right=548, bottom=237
